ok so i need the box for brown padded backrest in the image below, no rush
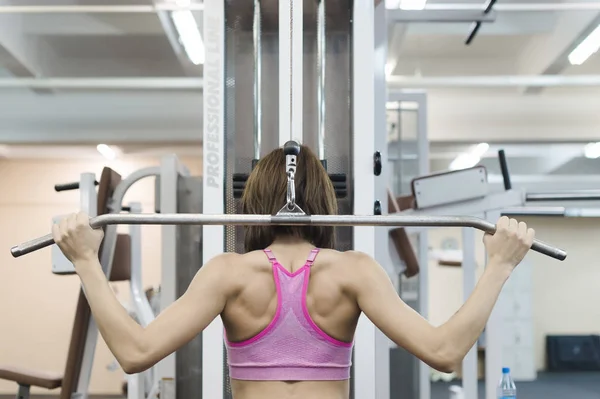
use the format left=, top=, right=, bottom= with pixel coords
left=387, top=189, right=420, bottom=278
left=110, top=234, right=131, bottom=282
left=60, top=167, right=122, bottom=399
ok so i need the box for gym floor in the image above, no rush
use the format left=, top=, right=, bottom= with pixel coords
left=2, top=372, right=598, bottom=399
left=431, top=372, right=600, bottom=399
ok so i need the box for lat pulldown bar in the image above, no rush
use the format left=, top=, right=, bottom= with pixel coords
left=10, top=213, right=567, bottom=260
left=13, top=142, right=567, bottom=261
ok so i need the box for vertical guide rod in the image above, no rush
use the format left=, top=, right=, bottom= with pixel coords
left=317, top=0, right=326, bottom=160
left=278, top=0, right=303, bottom=145
left=253, top=0, right=262, bottom=160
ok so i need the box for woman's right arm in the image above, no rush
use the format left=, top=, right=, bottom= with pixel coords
left=349, top=217, right=534, bottom=372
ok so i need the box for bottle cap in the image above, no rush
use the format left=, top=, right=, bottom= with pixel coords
left=502, top=367, right=510, bottom=373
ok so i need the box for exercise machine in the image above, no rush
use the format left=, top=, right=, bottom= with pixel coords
left=1, top=157, right=202, bottom=399
left=385, top=150, right=600, bottom=399
left=8, top=2, right=569, bottom=399
left=11, top=152, right=566, bottom=399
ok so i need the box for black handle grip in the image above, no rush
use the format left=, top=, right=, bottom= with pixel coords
left=373, top=151, right=382, bottom=176
left=498, top=149, right=512, bottom=191
left=283, top=140, right=301, bottom=156
left=374, top=200, right=382, bottom=215
left=54, top=180, right=99, bottom=192
left=465, top=0, right=497, bottom=45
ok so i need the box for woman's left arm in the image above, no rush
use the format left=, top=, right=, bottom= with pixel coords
left=53, top=212, right=236, bottom=374
left=76, top=254, right=233, bottom=374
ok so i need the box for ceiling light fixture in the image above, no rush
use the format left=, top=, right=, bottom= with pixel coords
left=569, top=24, right=600, bottom=66
left=584, top=142, right=600, bottom=159
left=399, top=0, right=428, bottom=10
left=171, top=2, right=205, bottom=65
left=449, top=142, right=489, bottom=171
left=97, top=144, right=118, bottom=160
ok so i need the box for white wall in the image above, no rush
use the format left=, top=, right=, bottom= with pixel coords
left=427, top=217, right=600, bottom=371
left=0, top=156, right=201, bottom=395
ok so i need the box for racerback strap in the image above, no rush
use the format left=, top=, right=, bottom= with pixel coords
left=306, top=248, right=320, bottom=266
left=263, top=248, right=277, bottom=263
left=264, top=248, right=320, bottom=266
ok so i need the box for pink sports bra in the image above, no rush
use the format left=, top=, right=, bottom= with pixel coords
left=224, top=248, right=354, bottom=381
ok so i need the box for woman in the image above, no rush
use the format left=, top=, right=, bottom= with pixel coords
left=53, top=145, right=534, bottom=399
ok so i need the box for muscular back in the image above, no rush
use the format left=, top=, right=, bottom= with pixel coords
left=221, top=243, right=362, bottom=399
left=222, top=244, right=361, bottom=348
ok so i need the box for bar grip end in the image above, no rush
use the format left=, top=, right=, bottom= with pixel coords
left=10, top=246, right=22, bottom=258
left=531, top=240, right=567, bottom=261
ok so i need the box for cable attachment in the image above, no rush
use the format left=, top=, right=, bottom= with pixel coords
left=276, top=140, right=306, bottom=216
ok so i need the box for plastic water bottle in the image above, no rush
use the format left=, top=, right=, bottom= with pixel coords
left=497, top=367, right=517, bottom=399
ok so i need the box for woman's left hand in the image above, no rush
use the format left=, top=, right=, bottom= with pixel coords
left=52, top=212, right=105, bottom=263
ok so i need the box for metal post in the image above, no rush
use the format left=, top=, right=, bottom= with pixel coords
left=317, top=0, right=326, bottom=160
left=253, top=0, right=262, bottom=160
left=279, top=0, right=303, bottom=145
left=374, top=2, right=390, bottom=398
left=461, top=226, right=478, bottom=399
left=353, top=0, right=377, bottom=397
left=16, top=384, right=30, bottom=399
left=484, top=209, right=504, bottom=399
left=127, top=202, right=156, bottom=397
left=202, top=1, right=225, bottom=397
left=158, top=156, right=190, bottom=397
left=128, top=203, right=156, bottom=327
left=75, top=173, right=100, bottom=399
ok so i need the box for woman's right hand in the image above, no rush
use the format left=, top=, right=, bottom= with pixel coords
left=483, top=216, right=535, bottom=272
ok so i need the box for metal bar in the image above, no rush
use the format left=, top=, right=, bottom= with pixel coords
left=461, top=226, right=478, bottom=399
left=317, top=0, right=326, bottom=160
left=526, top=191, right=600, bottom=202
left=127, top=202, right=156, bottom=394
left=424, top=2, right=600, bottom=12
left=387, top=9, right=496, bottom=23
left=465, top=0, right=496, bottom=46
left=12, top=214, right=567, bottom=260
left=388, top=75, right=600, bottom=88
left=75, top=173, right=100, bottom=398
left=291, top=0, right=303, bottom=144
left=253, top=0, right=262, bottom=160
left=0, top=4, right=205, bottom=13
left=202, top=1, right=225, bottom=396
left=16, top=384, right=30, bottom=399
left=109, top=167, right=161, bottom=212
left=279, top=0, right=292, bottom=146
left=0, top=78, right=203, bottom=90
left=502, top=207, right=566, bottom=217
left=4, top=75, right=600, bottom=90
left=484, top=208, right=503, bottom=399
left=504, top=207, right=600, bottom=217
left=2, top=3, right=600, bottom=13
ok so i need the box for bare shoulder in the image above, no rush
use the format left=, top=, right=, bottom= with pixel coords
left=314, top=249, right=378, bottom=283
left=210, top=249, right=272, bottom=275
left=313, top=249, right=374, bottom=266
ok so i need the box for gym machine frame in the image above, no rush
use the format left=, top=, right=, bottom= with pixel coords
left=12, top=3, right=567, bottom=399
left=11, top=157, right=567, bottom=399
left=10, top=148, right=568, bottom=397
left=48, top=160, right=187, bottom=399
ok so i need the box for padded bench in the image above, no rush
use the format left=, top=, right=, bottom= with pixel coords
left=0, top=365, right=63, bottom=390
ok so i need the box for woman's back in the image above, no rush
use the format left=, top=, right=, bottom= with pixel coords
left=222, top=241, right=361, bottom=399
